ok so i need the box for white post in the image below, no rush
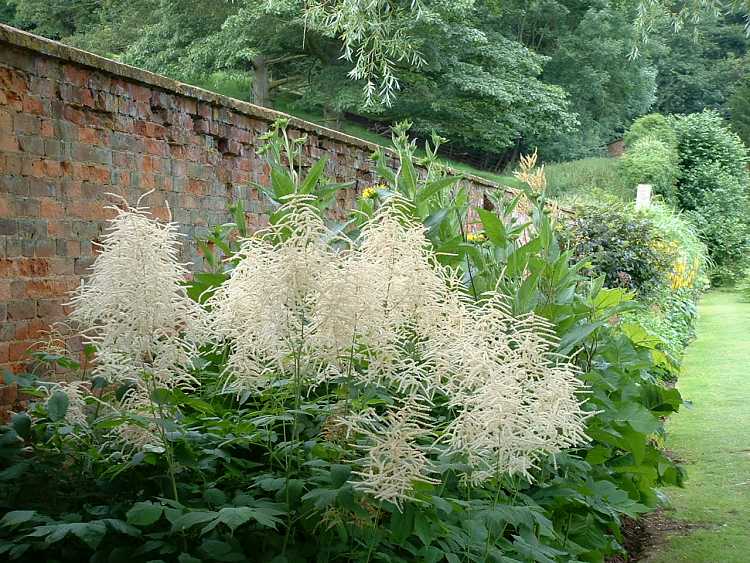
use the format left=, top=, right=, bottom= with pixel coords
left=635, top=184, right=652, bottom=210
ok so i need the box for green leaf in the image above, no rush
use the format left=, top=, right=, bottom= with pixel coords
left=10, top=413, right=31, bottom=439
left=203, top=488, right=227, bottom=506
left=150, top=387, right=174, bottom=405
left=178, top=554, right=202, bottom=563
left=0, top=510, right=36, bottom=527
left=201, top=507, right=254, bottom=534
left=46, top=390, right=69, bottom=422
left=390, top=505, right=414, bottom=544
left=301, top=488, right=337, bottom=509
left=126, top=501, right=164, bottom=527
left=330, top=464, right=351, bottom=488
left=270, top=165, right=296, bottom=199
left=417, top=546, right=444, bottom=563
left=478, top=208, right=507, bottom=246
left=416, top=176, right=460, bottom=205
left=101, top=518, right=140, bottom=537
left=300, top=156, right=328, bottom=194
left=172, top=511, right=216, bottom=532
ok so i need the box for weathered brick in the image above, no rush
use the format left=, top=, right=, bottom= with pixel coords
left=7, top=300, right=36, bottom=320
left=17, top=135, right=44, bottom=155
left=0, top=25, right=500, bottom=373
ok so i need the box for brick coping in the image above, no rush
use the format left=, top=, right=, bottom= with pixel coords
left=0, top=23, right=515, bottom=193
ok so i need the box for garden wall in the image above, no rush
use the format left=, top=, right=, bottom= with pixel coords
left=0, top=24, right=512, bottom=385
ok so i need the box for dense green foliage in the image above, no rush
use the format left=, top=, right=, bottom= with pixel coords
left=0, top=125, right=687, bottom=562
left=618, top=138, right=679, bottom=202
left=543, top=158, right=629, bottom=200
left=2, top=0, right=748, bottom=164
left=653, top=15, right=749, bottom=117
left=561, top=199, right=707, bottom=362
left=562, top=202, right=677, bottom=295
left=729, top=74, right=750, bottom=146
left=615, top=111, right=750, bottom=286
left=623, top=113, right=677, bottom=150
left=672, top=111, right=750, bottom=283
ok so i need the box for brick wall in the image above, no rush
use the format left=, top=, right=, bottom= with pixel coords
left=0, top=24, right=513, bottom=402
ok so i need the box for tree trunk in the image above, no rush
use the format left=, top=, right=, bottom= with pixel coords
left=251, top=56, right=270, bottom=107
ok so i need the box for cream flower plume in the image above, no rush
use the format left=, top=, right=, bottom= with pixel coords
left=68, top=199, right=204, bottom=389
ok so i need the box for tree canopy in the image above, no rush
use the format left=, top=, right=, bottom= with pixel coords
left=1, top=0, right=748, bottom=164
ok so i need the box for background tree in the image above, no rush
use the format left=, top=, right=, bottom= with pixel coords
left=729, top=72, right=750, bottom=146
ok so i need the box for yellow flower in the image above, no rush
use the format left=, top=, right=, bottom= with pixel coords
left=466, top=231, right=487, bottom=244
left=362, top=187, right=378, bottom=199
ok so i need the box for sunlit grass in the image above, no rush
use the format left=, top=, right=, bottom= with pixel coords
left=643, top=291, right=750, bottom=563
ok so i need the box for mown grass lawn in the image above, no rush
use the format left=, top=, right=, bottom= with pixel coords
left=644, top=291, right=750, bottom=563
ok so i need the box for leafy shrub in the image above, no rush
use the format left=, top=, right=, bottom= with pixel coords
left=673, top=110, right=749, bottom=203
left=0, top=123, right=685, bottom=563
left=619, top=137, right=680, bottom=202
left=683, top=165, right=750, bottom=284
left=624, top=113, right=678, bottom=149
left=562, top=200, right=707, bottom=361
left=561, top=201, right=675, bottom=295
left=671, top=110, right=750, bottom=284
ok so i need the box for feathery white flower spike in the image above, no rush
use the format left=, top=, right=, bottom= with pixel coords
left=203, top=193, right=588, bottom=491
left=68, top=197, right=204, bottom=390
left=343, top=399, right=439, bottom=509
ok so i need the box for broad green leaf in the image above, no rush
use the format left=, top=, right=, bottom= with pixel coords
left=201, top=507, right=254, bottom=534
left=330, top=464, right=351, bottom=488
left=10, top=413, right=31, bottom=440
left=300, top=156, right=328, bottom=194
left=126, top=501, right=164, bottom=527
left=477, top=208, right=507, bottom=246
left=46, top=390, right=69, bottom=422
left=416, top=176, right=460, bottom=205
left=0, top=510, right=36, bottom=527
left=171, top=511, right=216, bottom=532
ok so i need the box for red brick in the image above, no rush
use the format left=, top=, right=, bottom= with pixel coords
left=40, top=118, right=54, bottom=138
left=0, top=195, right=10, bottom=216
left=25, top=278, right=78, bottom=299
left=90, top=165, right=110, bottom=184
left=7, top=300, right=36, bottom=320
left=66, top=240, right=81, bottom=256
left=145, top=122, right=166, bottom=138
left=145, top=138, right=166, bottom=156
left=81, top=88, right=95, bottom=108
left=43, top=159, right=62, bottom=177
left=79, top=127, right=99, bottom=144
left=0, top=282, right=10, bottom=301
left=142, top=155, right=161, bottom=173
left=16, top=258, right=50, bottom=277
left=14, top=319, right=46, bottom=341
left=63, top=64, right=90, bottom=87
left=62, top=105, right=86, bottom=124
left=40, top=198, right=65, bottom=219
left=0, top=130, right=18, bottom=152
left=22, top=96, right=45, bottom=115
left=128, top=83, right=151, bottom=102
left=187, top=178, right=207, bottom=195
left=0, top=260, right=16, bottom=278
left=47, top=221, right=67, bottom=238
left=4, top=154, right=22, bottom=174
left=9, top=341, right=32, bottom=363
